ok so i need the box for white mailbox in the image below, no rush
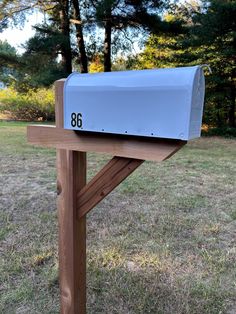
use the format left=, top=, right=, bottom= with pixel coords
left=64, top=66, right=205, bottom=140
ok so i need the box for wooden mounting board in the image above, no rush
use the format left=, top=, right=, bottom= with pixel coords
left=27, top=125, right=186, bottom=162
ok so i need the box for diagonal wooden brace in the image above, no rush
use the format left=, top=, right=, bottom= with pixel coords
left=77, top=156, right=144, bottom=218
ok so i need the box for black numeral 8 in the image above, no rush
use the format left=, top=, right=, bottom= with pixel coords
left=71, top=112, right=77, bottom=127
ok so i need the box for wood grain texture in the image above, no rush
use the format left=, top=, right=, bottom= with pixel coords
left=77, top=157, right=144, bottom=218
left=27, top=125, right=186, bottom=162
left=55, top=80, right=87, bottom=314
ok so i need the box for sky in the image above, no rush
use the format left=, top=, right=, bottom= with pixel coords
left=0, top=11, right=44, bottom=53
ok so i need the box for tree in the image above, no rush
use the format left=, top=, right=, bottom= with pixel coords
left=0, top=40, right=19, bottom=85
left=19, top=25, right=66, bottom=88
left=190, top=0, right=236, bottom=127
left=87, top=0, right=180, bottom=72
left=0, top=0, right=181, bottom=80
left=56, top=0, right=72, bottom=74
left=72, top=0, right=88, bottom=73
left=131, top=0, right=236, bottom=128
left=0, top=1, right=54, bottom=31
left=0, top=0, right=74, bottom=76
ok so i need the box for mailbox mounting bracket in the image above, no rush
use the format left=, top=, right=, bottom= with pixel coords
left=27, top=79, right=186, bottom=314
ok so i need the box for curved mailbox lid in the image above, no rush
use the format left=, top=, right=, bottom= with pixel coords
left=64, top=66, right=205, bottom=140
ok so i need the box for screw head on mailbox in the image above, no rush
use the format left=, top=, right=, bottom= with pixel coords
left=64, top=66, right=205, bottom=141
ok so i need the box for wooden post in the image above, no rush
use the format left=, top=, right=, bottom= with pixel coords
left=55, top=80, right=87, bottom=313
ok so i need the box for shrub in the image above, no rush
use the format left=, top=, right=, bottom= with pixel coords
left=0, top=88, right=55, bottom=121
left=202, top=127, right=236, bottom=138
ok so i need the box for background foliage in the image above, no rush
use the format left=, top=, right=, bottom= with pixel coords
left=0, top=88, right=54, bottom=121
left=0, top=0, right=235, bottom=129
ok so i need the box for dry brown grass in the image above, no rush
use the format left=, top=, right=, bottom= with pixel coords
left=0, top=122, right=236, bottom=313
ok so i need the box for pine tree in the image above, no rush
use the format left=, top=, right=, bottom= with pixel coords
left=132, top=0, right=236, bottom=128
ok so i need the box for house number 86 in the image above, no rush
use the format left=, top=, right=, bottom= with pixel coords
left=71, top=112, right=83, bottom=128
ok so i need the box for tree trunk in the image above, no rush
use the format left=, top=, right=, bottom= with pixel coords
left=59, top=0, right=72, bottom=75
left=229, top=84, right=235, bottom=128
left=104, top=9, right=112, bottom=72
left=72, top=0, right=88, bottom=73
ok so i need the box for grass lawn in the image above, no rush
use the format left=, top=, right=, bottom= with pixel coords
left=0, top=121, right=236, bottom=314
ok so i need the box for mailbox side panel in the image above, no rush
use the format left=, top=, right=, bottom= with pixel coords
left=64, top=85, right=191, bottom=140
